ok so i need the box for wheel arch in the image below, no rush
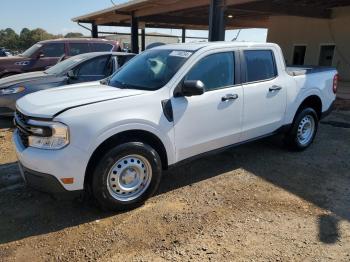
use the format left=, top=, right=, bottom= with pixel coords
left=84, top=129, right=169, bottom=191
left=294, top=95, right=323, bottom=121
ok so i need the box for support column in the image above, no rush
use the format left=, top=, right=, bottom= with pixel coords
left=131, top=14, right=139, bottom=54
left=181, top=28, right=186, bottom=43
left=141, top=29, right=146, bottom=51
left=91, top=23, right=98, bottom=38
left=209, top=0, right=226, bottom=41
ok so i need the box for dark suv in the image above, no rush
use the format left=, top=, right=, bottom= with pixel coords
left=0, top=38, right=121, bottom=78
left=0, top=48, right=9, bottom=57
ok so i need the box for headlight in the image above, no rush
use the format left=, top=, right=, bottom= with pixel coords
left=27, top=121, right=69, bottom=150
left=0, top=86, right=25, bottom=95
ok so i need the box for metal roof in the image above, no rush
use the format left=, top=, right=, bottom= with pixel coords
left=72, top=0, right=350, bottom=30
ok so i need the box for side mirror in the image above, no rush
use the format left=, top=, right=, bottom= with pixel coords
left=179, top=80, right=205, bottom=97
left=67, top=70, right=77, bottom=79
left=37, top=52, right=45, bottom=59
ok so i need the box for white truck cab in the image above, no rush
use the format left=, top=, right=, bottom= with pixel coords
left=14, top=42, right=337, bottom=210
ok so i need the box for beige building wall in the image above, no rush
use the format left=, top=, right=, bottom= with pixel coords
left=267, top=7, right=350, bottom=81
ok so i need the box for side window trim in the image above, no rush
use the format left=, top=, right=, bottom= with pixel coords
left=240, top=49, right=278, bottom=85
left=183, top=51, right=240, bottom=93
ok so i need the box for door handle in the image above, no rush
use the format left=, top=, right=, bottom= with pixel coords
left=269, top=85, right=283, bottom=92
left=222, top=94, right=239, bottom=102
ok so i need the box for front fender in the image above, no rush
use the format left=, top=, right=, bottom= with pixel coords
left=89, top=121, right=176, bottom=166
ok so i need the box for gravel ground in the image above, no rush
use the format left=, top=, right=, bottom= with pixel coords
left=0, top=110, right=349, bottom=262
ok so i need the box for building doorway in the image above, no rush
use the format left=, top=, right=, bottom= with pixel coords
left=292, top=45, right=307, bottom=65
left=319, top=45, right=335, bottom=66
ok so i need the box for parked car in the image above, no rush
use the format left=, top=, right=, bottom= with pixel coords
left=0, top=52, right=135, bottom=117
left=0, top=48, right=11, bottom=57
left=14, top=42, right=337, bottom=211
left=0, top=38, right=121, bottom=78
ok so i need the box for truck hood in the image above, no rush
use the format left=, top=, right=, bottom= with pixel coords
left=0, top=71, right=47, bottom=88
left=16, top=83, right=146, bottom=118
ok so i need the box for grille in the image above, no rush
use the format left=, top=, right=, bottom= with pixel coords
left=15, top=110, right=28, bottom=123
left=15, top=110, right=30, bottom=148
left=18, top=128, right=29, bottom=148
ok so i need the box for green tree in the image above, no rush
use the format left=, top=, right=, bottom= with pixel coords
left=0, top=28, right=19, bottom=50
left=0, top=28, right=82, bottom=52
left=19, top=28, right=31, bottom=49
left=64, top=32, right=84, bottom=38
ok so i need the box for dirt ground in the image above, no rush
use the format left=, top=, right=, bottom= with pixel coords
left=0, top=109, right=349, bottom=262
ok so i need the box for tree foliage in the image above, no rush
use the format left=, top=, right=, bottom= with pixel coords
left=64, top=32, right=84, bottom=38
left=0, top=28, right=84, bottom=51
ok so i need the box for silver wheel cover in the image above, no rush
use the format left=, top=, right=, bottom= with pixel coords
left=107, top=155, right=152, bottom=202
left=297, top=115, right=316, bottom=146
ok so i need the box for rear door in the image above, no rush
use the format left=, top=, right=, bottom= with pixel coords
left=171, top=51, right=243, bottom=162
left=92, top=43, right=114, bottom=52
left=240, top=49, right=287, bottom=141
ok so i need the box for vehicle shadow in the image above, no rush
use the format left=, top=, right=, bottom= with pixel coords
left=160, top=131, right=350, bottom=245
left=0, top=126, right=348, bottom=245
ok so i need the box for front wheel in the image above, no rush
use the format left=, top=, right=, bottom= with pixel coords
left=284, top=108, right=319, bottom=151
left=92, top=142, right=162, bottom=211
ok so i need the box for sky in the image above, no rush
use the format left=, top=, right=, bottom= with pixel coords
left=0, top=0, right=267, bottom=42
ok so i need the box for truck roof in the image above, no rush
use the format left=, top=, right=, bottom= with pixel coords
left=155, top=41, right=279, bottom=51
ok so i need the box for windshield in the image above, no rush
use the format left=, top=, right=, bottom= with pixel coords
left=109, top=49, right=193, bottom=91
left=21, top=44, right=42, bottom=58
left=45, top=56, right=85, bottom=75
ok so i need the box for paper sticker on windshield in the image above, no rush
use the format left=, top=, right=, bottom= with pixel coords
left=169, top=51, right=192, bottom=58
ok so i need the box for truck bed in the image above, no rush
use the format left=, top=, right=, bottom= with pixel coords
left=286, top=66, right=335, bottom=76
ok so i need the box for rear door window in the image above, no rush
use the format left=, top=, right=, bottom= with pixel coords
left=92, top=43, right=114, bottom=52
left=68, top=43, right=90, bottom=56
left=244, top=50, right=277, bottom=83
left=41, top=43, right=65, bottom=57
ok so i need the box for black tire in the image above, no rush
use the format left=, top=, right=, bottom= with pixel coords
left=284, top=107, right=319, bottom=151
left=91, top=142, right=162, bottom=211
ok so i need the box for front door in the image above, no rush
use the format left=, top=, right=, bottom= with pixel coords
left=172, top=51, right=243, bottom=162
left=30, top=43, right=65, bottom=71
left=241, top=49, right=287, bottom=141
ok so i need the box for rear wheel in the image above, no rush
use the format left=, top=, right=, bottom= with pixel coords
left=92, top=142, right=162, bottom=211
left=285, top=108, right=319, bottom=151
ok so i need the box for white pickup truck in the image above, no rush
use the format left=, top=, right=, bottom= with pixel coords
left=14, top=42, right=337, bottom=210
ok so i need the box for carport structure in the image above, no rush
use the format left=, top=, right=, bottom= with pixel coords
left=73, top=0, right=350, bottom=53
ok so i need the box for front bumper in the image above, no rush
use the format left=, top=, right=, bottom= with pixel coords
left=0, top=106, right=14, bottom=117
left=19, top=163, right=83, bottom=198
left=13, top=129, right=89, bottom=192
left=0, top=92, right=25, bottom=116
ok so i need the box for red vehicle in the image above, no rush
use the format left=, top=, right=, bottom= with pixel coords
left=0, top=38, right=121, bottom=78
